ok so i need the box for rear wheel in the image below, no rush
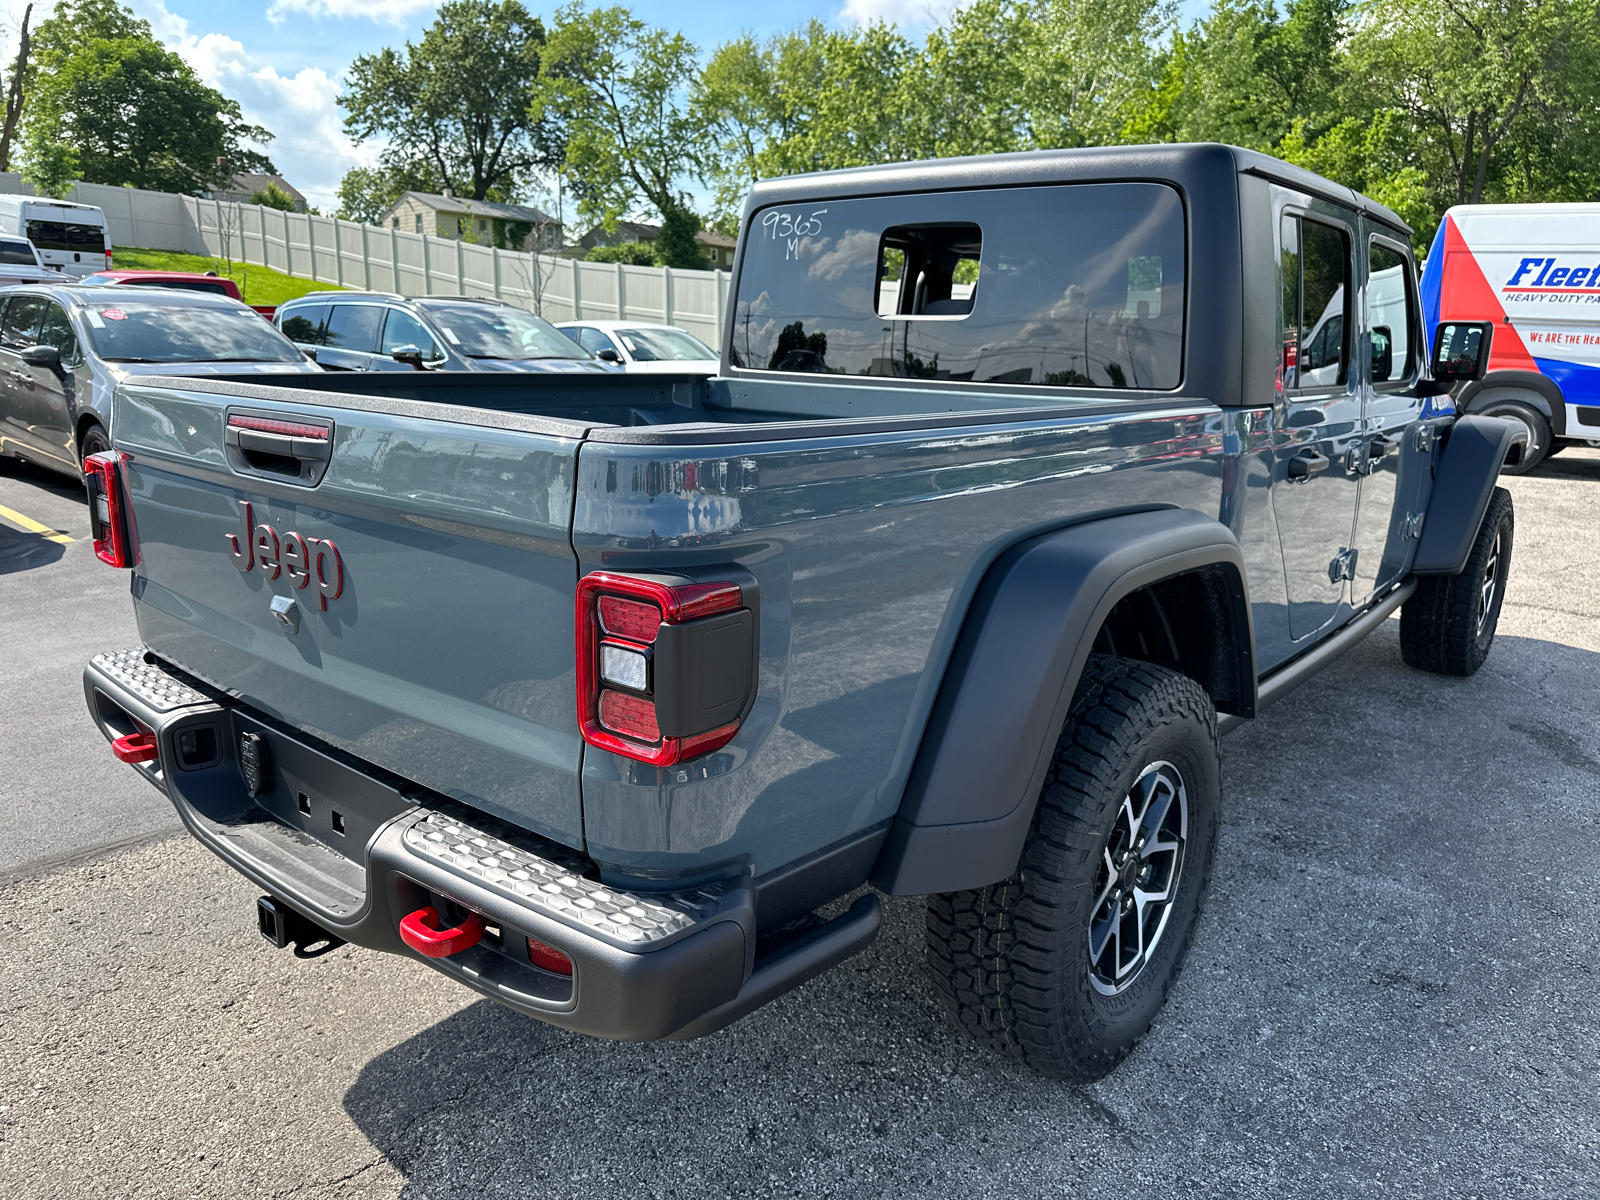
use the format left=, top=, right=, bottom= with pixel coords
left=926, top=656, right=1220, bottom=1081
left=1400, top=486, right=1514, bottom=676
left=1473, top=393, right=1550, bottom=473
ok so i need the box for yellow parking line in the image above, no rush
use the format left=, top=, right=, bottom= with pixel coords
left=0, top=502, right=75, bottom=544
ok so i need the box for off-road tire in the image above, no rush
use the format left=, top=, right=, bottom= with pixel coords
left=1473, top=394, right=1550, bottom=473
left=925, top=656, right=1221, bottom=1082
left=1400, top=486, right=1514, bottom=676
left=78, top=422, right=111, bottom=463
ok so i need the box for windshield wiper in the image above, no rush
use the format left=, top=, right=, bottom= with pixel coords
left=101, top=357, right=165, bottom=363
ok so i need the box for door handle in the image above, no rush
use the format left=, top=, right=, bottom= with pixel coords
left=1286, top=450, right=1330, bottom=480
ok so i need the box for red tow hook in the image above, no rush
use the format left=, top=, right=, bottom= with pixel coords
left=111, top=731, right=159, bottom=764
left=399, top=906, right=486, bottom=958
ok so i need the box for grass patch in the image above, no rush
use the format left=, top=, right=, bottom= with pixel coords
left=111, top=247, right=343, bottom=307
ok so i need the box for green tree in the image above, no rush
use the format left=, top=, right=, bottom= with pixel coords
left=652, top=204, right=708, bottom=268
left=342, top=0, right=559, bottom=203
left=1341, top=0, right=1600, bottom=207
left=585, top=241, right=658, bottom=264
left=19, top=0, right=272, bottom=197
left=535, top=3, right=706, bottom=239
left=250, top=181, right=297, bottom=211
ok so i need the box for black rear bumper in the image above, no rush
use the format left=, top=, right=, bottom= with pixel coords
left=84, top=647, right=879, bottom=1041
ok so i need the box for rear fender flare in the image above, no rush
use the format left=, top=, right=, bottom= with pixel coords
left=870, top=508, right=1253, bottom=896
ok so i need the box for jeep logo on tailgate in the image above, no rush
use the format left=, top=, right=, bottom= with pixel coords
left=225, top=500, right=344, bottom=610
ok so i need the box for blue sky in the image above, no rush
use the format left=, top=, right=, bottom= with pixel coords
left=1, top=0, right=1211, bottom=217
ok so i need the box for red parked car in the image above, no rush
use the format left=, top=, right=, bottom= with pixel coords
left=77, top=269, right=275, bottom=319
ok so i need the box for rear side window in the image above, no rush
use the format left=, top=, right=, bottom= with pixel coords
left=323, top=304, right=383, bottom=352
left=1280, top=214, right=1351, bottom=389
left=151, top=280, right=229, bottom=296
left=279, top=303, right=329, bottom=345
left=1, top=295, right=47, bottom=347
left=0, top=239, right=35, bottom=265
left=732, top=183, right=1186, bottom=390
left=25, top=220, right=105, bottom=252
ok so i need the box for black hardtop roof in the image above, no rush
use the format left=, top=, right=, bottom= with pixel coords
left=745, top=142, right=1411, bottom=237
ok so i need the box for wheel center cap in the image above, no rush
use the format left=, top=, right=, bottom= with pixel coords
left=1120, top=857, right=1141, bottom=888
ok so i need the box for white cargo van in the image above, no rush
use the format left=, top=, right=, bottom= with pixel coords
left=0, top=196, right=111, bottom=277
left=1421, top=203, right=1600, bottom=471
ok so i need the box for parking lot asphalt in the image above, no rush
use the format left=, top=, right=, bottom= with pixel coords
left=1, top=451, right=1598, bottom=1199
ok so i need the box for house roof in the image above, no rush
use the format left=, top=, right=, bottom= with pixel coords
left=581, top=220, right=737, bottom=248
left=387, top=191, right=556, bottom=225
left=225, top=173, right=305, bottom=205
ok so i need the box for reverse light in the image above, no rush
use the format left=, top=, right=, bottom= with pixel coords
left=600, top=642, right=649, bottom=692
left=83, top=451, right=136, bottom=568
left=576, top=572, right=756, bottom=766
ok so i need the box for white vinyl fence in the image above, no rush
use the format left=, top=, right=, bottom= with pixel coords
left=0, top=173, right=734, bottom=349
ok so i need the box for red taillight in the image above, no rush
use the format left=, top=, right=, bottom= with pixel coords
left=599, top=595, right=662, bottom=642
left=526, top=938, right=574, bottom=976
left=575, top=572, right=751, bottom=766
left=84, top=451, right=136, bottom=568
left=599, top=688, right=661, bottom=741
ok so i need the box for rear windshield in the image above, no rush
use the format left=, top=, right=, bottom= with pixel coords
left=418, top=302, right=590, bottom=360
left=82, top=302, right=303, bottom=364
left=26, top=220, right=106, bottom=253
left=615, top=326, right=716, bottom=361
left=0, top=239, right=36, bottom=266
left=732, top=183, right=1186, bottom=390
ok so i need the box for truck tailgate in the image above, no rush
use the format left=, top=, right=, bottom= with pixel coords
left=113, top=381, right=585, bottom=846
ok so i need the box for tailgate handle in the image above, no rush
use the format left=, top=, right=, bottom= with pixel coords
left=224, top=411, right=335, bottom=486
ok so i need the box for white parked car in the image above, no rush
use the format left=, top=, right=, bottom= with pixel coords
left=0, top=236, right=65, bottom=287
left=555, top=320, right=720, bottom=375
left=0, top=196, right=111, bottom=277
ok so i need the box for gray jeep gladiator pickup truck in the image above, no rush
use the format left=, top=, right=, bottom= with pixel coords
left=82, top=144, right=1518, bottom=1081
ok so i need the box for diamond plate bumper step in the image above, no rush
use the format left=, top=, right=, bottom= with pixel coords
left=84, top=645, right=881, bottom=1042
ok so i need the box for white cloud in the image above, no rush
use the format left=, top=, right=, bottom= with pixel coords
left=265, top=0, right=436, bottom=25
left=126, top=2, right=380, bottom=211
left=836, top=0, right=965, bottom=29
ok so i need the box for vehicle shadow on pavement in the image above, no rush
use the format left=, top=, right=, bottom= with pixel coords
left=0, top=522, right=65, bottom=574
left=339, top=625, right=1600, bottom=1200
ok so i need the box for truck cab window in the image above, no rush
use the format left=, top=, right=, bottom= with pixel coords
left=1279, top=214, right=1351, bottom=389
left=734, top=182, right=1185, bottom=390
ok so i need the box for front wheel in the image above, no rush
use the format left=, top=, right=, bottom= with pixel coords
left=1400, top=486, right=1514, bottom=676
left=78, top=422, right=111, bottom=463
left=926, top=657, right=1221, bottom=1082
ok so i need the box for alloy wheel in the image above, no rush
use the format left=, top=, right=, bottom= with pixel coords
left=1088, top=760, right=1188, bottom=995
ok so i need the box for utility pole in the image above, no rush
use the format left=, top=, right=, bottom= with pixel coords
left=0, top=4, right=34, bottom=174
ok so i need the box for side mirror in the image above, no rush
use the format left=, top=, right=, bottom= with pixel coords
left=301, top=346, right=318, bottom=363
left=1370, top=325, right=1393, bottom=382
left=1430, top=320, right=1493, bottom=384
left=390, top=345, right=428, bottom=371
left=595, top=348, right=622, bottom=363
left=21, top=344, right=62, bottom=373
